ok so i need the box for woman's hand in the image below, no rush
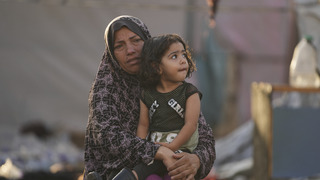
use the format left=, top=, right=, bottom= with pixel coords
left=167, top=152, right=200, bottom=180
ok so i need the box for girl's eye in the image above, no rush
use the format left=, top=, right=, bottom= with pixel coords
left=182, top=53, right=187, bottom=58
left=172, top=55, right=177, bottom=59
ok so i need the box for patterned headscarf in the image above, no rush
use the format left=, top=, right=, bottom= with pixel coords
left=84, top=16, right=158, bottom=179
left=104, top=15, right=151, bottom=62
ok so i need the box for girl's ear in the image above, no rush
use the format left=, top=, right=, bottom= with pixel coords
left=152, top=62, right=162, bottom=75
left=158, top=64, right=163, bottom=75
left=159, top=68, right=163, bottom=75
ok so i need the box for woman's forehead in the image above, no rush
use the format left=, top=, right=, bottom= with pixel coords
left=114, top=27, right=139, bottom=42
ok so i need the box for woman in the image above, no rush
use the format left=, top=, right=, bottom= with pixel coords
left=84, top=15, right=216, bottom=180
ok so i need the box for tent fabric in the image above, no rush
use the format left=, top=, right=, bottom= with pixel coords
left=0, top=1, right=208, bottom=132
left=0, top=2, right=105, bottom=131
left=2, top=0, right=317, bottom=133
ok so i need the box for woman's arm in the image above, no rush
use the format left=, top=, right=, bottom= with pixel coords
left=137, top=100, right=150, bottom=139
left=191, top=113, right=216, bottom=178
left=85, top=63, right=160, bottom=175
left=86, top=91, right=159, bottom=165
left=158, top=93, right=200, bottom=152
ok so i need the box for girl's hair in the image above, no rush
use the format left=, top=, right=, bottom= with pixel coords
left=139, top=34, right=196, bottom=88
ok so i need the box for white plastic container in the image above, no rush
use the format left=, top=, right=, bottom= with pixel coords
left=289, top=35, right=320, bottom=88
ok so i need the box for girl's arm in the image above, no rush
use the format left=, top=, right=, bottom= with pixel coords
left=159, top=93, right=200, bottom=152
left=168, top=113, right=215, bottom=180
left=137, top=100, right=149, bottom=139
left=137, top=100, right=178, bottom=167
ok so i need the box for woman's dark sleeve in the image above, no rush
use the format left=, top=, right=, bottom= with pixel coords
left=87, top=88, right=160, bottom=163
left=84, top=61, right=160, bottom=175
left=193, top=112, right=216, bottom=179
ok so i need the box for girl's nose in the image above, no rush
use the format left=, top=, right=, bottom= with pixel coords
left=180, top=57, right=187, bottom=64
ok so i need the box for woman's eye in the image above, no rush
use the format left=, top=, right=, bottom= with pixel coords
left=182, top=53, right=187, bottom=58
left=133, top=38, right=142, bottom=43
left=114, top=45, right=121, bottom=49
left=114, top=44, right=123, bottom=51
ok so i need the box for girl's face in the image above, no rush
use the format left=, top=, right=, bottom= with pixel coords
left=159, top=42, right=189, bottom=83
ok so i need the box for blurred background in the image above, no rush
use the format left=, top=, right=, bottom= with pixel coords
left=1, top=0, right=320, bottom=179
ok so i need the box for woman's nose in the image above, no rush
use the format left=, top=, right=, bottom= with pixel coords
left=126, top=43, right=135, bottom=54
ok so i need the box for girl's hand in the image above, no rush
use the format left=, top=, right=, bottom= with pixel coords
left=155, top=146, right=177, bottom=168
left=168, top=152, right=200, bottom=180
left=155, top=142, right=178, bottom=152
left=156, top=142, right=170, bottom=148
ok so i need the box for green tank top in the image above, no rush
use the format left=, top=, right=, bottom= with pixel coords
left=140, top=82, right=202, bottom=152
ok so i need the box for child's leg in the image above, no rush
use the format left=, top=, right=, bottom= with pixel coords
left=111, top=168, right=136, bottom=180
left=145, top=174, right=163, bottom=180
left=133, top=160, right=167, bottom=180
left=162, top=174, right=171, bottom=180
left=145, top=173, right=171, bottom=180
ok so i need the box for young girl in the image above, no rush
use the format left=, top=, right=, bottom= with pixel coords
left=134, top=34, right=201, bottom=180
left=138, top=33, right=200, bottom=153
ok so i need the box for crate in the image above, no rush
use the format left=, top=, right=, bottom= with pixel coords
left=251, top=82, right=320, bottom=180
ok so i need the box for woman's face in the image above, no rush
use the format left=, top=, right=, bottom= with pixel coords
left=113, top=27, right=144, bottom=74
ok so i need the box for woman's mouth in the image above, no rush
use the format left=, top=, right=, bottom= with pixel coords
left=127, top=57, right=140, bottom=65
